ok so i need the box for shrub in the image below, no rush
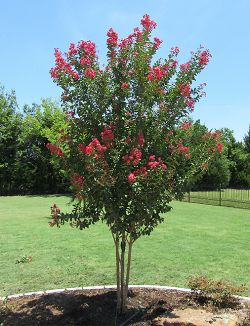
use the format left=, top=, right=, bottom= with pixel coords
left=188, top=275, right=247, bottom=308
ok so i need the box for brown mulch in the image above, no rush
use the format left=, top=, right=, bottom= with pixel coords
left=0, top=288, right=249, bottom=326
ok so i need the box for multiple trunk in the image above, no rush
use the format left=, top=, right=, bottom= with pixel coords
left=114, top=233, right=134, bottom=314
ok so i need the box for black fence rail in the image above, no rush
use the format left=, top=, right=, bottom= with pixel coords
left=182, top=188, right=250, bottom=209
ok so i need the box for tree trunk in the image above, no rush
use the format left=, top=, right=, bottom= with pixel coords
left=115, top=235, right=121, bottom=312
left=123, top=236, right=133, bottom=310
left=120, top=233, right=126, bottom=313
left=115, top=233, right=134, bottom=315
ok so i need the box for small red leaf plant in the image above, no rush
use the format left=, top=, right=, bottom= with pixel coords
left=48, top=14, right=223, bottom=314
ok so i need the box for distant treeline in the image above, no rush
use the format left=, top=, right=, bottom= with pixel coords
left=1, top=85, right=250, bottom=195
left=0, top=86, right=67, bottom=195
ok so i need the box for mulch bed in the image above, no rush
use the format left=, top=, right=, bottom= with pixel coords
left=0, top=288, right=249, bottom=325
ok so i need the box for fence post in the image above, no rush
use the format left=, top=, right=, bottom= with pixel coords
left=219, top=184, right=222, bottom=206
left=188, top=189, right=191, bottom=203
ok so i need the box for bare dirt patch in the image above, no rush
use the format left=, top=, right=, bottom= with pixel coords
left=0, top=288, right=249, bottom=325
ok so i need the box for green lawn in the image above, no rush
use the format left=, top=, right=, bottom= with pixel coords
left=0, top=196, right=249, bottom=296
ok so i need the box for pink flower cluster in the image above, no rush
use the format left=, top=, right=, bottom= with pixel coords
left=50, top=49, right=79, bottom=80
left=176, top=143, right=190, bottom=154
left=140, top=14, right=157, bottom=31
left=179, top=83, right=191, bottom=97
left=85, top=67, right=96, bottom=78
left=101, top=127, right=115, bottom=147
left=119, top=37, right=133, bottom=48
left=107, top=28, right=118, bottom=46
left=128, top=166, right=148, bottom=183
left=153, top=37, right=162, bottom=49
left=127, top=155, right=167, bottom=184
left=184, top=98, right=195, bottom=109
left=170, top=47, right=180, bottom=55
left=79, top=40, right=96, bottom=57
left=147, top=66, right=167, bottom=81
left=80, top=57, right=92, bottom=66
left=179, top=121, right=193, bottom=130
left=78, top=138, right=107, bottom=158
left=121, top=82, right=129, bottom=89
left=133, top=27, right=143, bottom=41
left=123, top=148, right=142, bottom=165
left=199, top=50, right=211, bottom=65
left=216, top=143, right=223, bottom=153
left=180, top=61, right=191, bottom=71
left=46, top=143, right=64, bottom=156
left=68, top=43, right=78, bottom=56
left=147, top=155, right=167, bottom=170
left=169, top=142, right=190, bottom=157
left=203, top=131, right=221, bottom=140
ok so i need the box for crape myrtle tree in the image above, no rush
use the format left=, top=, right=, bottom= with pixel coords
left=48, top=15, right=223, bottom=313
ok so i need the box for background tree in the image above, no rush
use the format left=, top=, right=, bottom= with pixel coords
left=222, top=128, right=250, bottom=188
left=47, top=15, right=222, bottom=313
left=16, top=99, right=67, bottom=194
left=0, top=85, right=22, bottom=195
left=186, top=122, right=230, bottom=190
left=0, top=87, right=67, bottom=195
left=243, top=125, right=250, bottom=154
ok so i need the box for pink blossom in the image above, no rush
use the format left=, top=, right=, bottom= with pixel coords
left=107, top=28, right=118, bottom=46
left=198, top=50, right=211, bottom=65
left=123, top=148, right=142, bottom=165
left=128, top=173, right=136, bottom=183
left=133, top=27, right=143, bottom=40
left=170, top=47, right=180, bottom=55
left=153, top=37, right=162, bottom=49
left=140, top=14, right=157, bottom=31
left=50, top=48, right=79, bottom=80
left=147, top=66, right=167, bottom=81
left=80, top=57, right=92, bottom=66
left=78, top=40, right=96, bottom=57
left=184, top=98, right=195, bottom=109
left=119, top=38, right=131, bottom=48
left=179, top=84, right=191, bottom=97
left=85, top=68, right=96, bottom=78
left=68, top=43, right=78, bottom=56
left=121, top=82, right=129, bottom=89
left=148, top=161, right=159, bottom=169
left=179, top=121, right=193, bottom=130
left=177, top=143, right=190, bottom=153
left=101, top=128, right=114, bottom=143
left=216, top=143, right=223, bottom=153
left=46, top=143, right=64, bottom=157
left=84, top=138, right=107, bottom=158
left=180, top=61, right=190, bottom=71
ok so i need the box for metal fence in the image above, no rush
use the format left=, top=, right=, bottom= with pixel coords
left=182, top=188, right=250, bottom=209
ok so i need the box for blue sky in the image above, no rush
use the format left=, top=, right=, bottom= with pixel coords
left=1, top=0, right=249, bottom=140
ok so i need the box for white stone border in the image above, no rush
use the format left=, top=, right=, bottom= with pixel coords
left=1, top=285, right=250, bottom=302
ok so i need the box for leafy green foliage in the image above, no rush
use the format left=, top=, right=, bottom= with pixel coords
left=0, top=86, right=67, bottom=195
left=0, top=85, right=22, bottom=194
left=243, top=125, right=250, bottom=154
left=16, top=99, right=67, bottom=194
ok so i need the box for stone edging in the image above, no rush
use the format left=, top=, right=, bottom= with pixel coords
left=1, top=285, right=250, bottom=302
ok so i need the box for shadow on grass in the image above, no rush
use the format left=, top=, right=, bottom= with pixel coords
left=0, top=291, right=142, bottom=326
left=24, top=194, right=71, bottom=198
